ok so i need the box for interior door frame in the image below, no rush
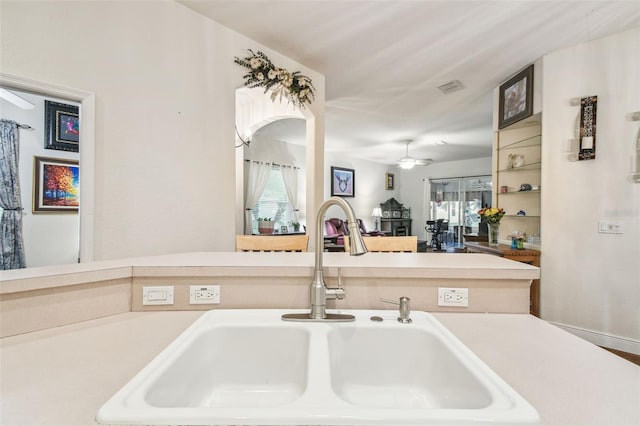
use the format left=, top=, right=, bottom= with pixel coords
left=1, top=73, right=96, bottom=262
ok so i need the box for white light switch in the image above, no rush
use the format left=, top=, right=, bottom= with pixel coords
left=598, top=220, right=623, bottom=234
left=142, top=286, right=174, bottom=305
left=148, top=291, right=166, bottom=301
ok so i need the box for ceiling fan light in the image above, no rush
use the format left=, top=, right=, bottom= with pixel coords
left=399, top=158, right=416, bottom=169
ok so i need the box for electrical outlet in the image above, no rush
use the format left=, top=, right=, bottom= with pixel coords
left=142, top=286, right=174, bottom=305
left=189, top=285, right=220, bottom=305
left=438, top=287, right=469, bottom=307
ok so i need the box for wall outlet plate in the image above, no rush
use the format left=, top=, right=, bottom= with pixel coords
left=438, top=287, right=469, bottom=307
left=142, top=286, right=174, bottom=305
left=189, top=285, right=220, bottom=305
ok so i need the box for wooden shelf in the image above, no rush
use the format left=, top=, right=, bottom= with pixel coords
left=498, top=190, right=540, bottom=195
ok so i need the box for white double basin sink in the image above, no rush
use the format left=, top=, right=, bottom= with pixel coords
left=97, top=309, right=539, bottom=425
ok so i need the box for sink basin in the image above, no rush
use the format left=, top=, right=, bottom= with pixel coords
left=146, top=326, right=309, bottom=408
left=329, top=327, right=492, bottom=409
left=97, top=309, right=539, bottom=425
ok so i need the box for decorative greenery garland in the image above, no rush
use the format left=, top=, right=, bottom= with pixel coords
left=234, top=49, right=315, bottom=109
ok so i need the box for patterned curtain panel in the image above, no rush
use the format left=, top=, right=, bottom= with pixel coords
left=0, top=119, right=26, bottom=269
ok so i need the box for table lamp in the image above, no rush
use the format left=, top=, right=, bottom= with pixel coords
left=371, top=207, right=382, bottom=231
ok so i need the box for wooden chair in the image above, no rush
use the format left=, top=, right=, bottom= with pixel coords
left=344, top=235, right=417, bottom=253
left=236, top=235, right=309, bottom=252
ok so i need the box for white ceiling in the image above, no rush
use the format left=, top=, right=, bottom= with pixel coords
left=179, top=0, right=640, bottom=165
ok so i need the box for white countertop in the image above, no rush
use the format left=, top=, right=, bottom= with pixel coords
left=0, top=251, right=539, bottom=294
left=1, top=311, right=638, bottom=425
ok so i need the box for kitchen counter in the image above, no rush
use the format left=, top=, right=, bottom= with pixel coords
left=1, top=252, right=540, bottom=337
left=1, top=252, right=539, bottom=292
left=1, top=311, right=638, bottom=425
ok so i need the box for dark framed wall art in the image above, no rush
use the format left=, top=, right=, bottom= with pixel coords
left=33, top=156, right=80, bottom=213
left=45, top=100, right=80, bottom=152
left=385, top=172, right=394, bottom=190
left=498, top=64, right=534, bottom=129
left=331, top=166, right=355, bottom=197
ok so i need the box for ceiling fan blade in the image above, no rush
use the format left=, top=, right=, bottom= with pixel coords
left=415, top=158, right=434, bottom=166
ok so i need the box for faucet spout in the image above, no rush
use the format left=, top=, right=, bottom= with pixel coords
left=282, top=197, right=367, bottom=322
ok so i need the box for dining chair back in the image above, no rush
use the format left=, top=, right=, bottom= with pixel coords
left=344, top=235, right=417, bottom=253
left=236, top=235, right=309, bottom=252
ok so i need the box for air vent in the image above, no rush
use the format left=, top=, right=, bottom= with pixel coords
left=438, top=80, right=465, bottom=94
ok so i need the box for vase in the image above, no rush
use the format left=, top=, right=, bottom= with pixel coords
left=488, top=222, right=500, bottom=246
left=258, top=220, right=274, bottom=234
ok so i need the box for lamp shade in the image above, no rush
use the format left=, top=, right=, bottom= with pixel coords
left=371, top=207, right=382, bottom=217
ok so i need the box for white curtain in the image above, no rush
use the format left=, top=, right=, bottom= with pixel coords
left=244, top=160, right=272, bottom=234
left=281, top=165, right=299, bottom=219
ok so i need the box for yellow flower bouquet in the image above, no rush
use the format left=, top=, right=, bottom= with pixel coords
left=478, top=207, right=505, bottom=224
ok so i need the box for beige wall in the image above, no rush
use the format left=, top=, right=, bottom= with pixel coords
left=1, top=279, right=131, bottom=337
left=541, top=28, right=640, bottom=352
left=1, top=270, right=532, bottom=337
left=0, top=0, right=325, bottom=260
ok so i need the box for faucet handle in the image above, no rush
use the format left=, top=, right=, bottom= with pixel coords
left=380, top=297, right=412, bottom=324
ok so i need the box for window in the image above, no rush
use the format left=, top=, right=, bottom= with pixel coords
left=252, top=166, right=294, bottom=233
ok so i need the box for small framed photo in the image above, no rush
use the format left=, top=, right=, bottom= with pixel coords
left=498, top=64, right=534, bottom=129
left=385, top=172, right=394, bottom=190
left=280, top=225, right=289, bottom=234
left=331, top=166, right=355, bottom=197
left=33, top=156, right=80, bottom=213
left=45, top=100, right=80, bottom=152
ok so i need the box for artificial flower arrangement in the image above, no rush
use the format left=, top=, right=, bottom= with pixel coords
left=234, top=49, right=315, bottom=109
left=478, top=207, right=505, bottom=224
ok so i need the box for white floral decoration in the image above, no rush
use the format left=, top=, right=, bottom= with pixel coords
left=234, top=49, right=315, bottom=109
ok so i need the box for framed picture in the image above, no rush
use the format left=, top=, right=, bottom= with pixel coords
left=280, top=225, right=289, bottom=233
left=498, top=64, right=534, bottom=129
left=45, top=100, right=80, bottom=152
left=385, top=172, right=394, bottom=190
left=331, top=166, right=355, bottom=197
left=33, top=156, right=80, bottom=213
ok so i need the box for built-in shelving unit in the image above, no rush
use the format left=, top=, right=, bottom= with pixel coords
left=494, top=113, right=542, bottom=246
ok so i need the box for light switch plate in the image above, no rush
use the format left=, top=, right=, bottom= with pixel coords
left=142, top=286, right=174, bottom=305
left=598, top=220, right=623, bottom=234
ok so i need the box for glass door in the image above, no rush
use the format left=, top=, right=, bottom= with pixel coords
left=428, top=176, right=492, bottom=247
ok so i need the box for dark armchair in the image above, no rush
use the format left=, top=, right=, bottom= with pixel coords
left=324, top=218, right=348, bottom=245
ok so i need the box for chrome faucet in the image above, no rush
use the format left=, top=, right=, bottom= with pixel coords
left=282, top=197, right=367, bottom=322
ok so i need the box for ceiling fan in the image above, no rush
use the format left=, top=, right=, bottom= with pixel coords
left=396, top=140, right=433, bottom=169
